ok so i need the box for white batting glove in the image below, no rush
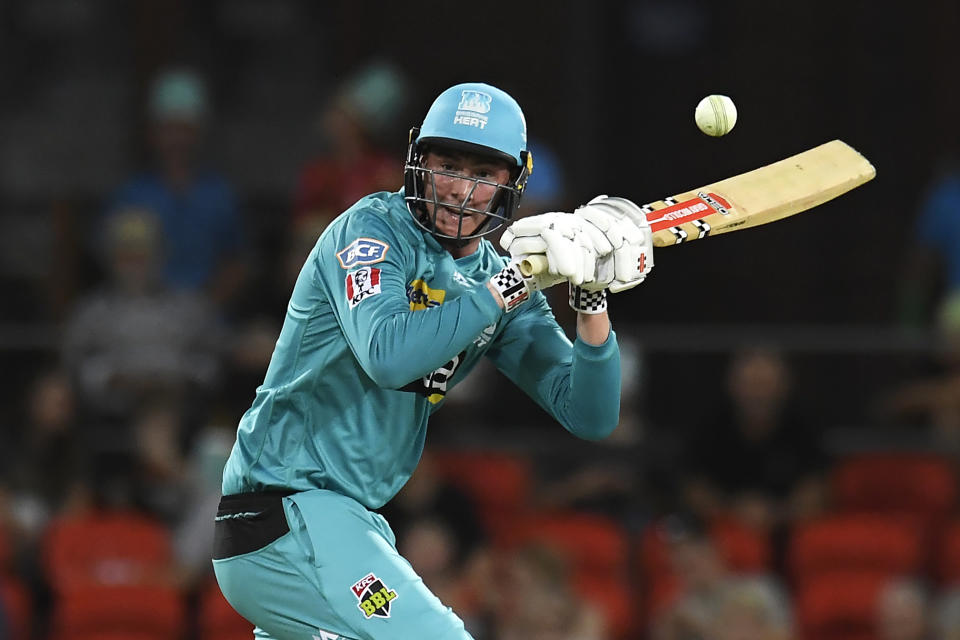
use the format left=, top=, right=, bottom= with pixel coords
left=500, top=212, right=613, bottom=288
left=575, top=195, right=654, bottom=292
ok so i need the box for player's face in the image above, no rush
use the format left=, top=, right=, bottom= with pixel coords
left=420, top=150, right=512, bottom=239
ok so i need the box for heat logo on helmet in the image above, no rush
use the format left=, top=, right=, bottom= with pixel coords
left=454, top=90, right=491, bottom=129
left=351, top=573, right=398, bottom=618
left=337, top=238, right=390, bottom=269
left=458, top=90, right=492, bottom=113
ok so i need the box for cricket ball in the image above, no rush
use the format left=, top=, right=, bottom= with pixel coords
left=695, top=94, right=737, bottom=137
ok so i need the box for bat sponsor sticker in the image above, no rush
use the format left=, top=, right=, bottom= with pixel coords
left=345, top=267, right=382, bottom=308
left=645, top=192, right=732, bottom=231
left=337, top=238, right=389, bottom=269
left=351, top=573, right=398, bottom=618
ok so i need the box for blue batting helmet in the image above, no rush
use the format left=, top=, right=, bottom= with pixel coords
left=404, top=82, right=533, bottom=242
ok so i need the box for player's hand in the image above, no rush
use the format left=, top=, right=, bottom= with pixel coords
left=575, top=195, right=654, bottom=292
left=500, top=211, right=613, bottom=288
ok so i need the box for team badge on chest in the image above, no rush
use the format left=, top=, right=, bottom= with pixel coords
left=346, top=267, right=382, bottom=308
left=351, top=572, right=398, bottom=618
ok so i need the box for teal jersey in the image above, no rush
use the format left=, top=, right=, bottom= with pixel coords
left=222, top=191, right=622, bottom=509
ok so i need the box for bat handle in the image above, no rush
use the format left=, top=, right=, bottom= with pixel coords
left=519, top=255, right=549, bottom=277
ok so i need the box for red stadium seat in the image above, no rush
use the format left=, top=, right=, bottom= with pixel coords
left=708, top=516, right=772, bottom=574
left=644, top=572, right=682, bottom=620
left=794, top=570, right=888, bottom=640
left=50, top=584, right=185, bottom=639
left=573, top=574, right=636, bottom=640
left=504, top=511, right=630, bottom=579
left=638, top=520, right=673, bottom=582
left=788, top=513, right=923, bottom=586
left=1, top=575, right=32, bottom=640
left=638, top=515, right=772, bottom=582
left=933, top=519, right=960, bottom=585
left=430, top=450, right=532, bottom=540
left=42, top=509, right=174, bottom=593
left=832, top=453, right=957, bottom=531
left=199, top=577, right=255, bottom=640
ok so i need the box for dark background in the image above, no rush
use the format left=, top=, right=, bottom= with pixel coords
left=2, top=0, right=956, bottom=425
left=2, top=1, right=959, bottom=638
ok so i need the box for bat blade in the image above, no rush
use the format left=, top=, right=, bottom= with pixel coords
left=518, top=140, right=875, bottom=276
left=645, top=139, right=875, bottom=247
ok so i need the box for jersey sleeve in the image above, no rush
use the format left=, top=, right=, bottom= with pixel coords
left=316, top=208, right=503, bottom=389
left=485, top=294, right=621, bottom=440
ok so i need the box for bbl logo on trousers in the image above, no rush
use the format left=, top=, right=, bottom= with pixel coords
left=351, top=573, right=398, bottom=618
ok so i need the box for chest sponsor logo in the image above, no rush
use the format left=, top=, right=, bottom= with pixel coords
left=345, top=267, right=382, bottom=308
left=406, top=279, right=446, bottom=310
left=351, top=572, right=398, bottom=618
left=336, top=238, right=389, bottom=269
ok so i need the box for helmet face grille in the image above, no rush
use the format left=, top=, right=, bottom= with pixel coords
left=403, top=163, right=518, bottom=241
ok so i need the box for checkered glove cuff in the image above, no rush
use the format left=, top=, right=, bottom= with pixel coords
left=490, top=262, right=532, bottom=312
left=569, top=283, right=607, bottom=314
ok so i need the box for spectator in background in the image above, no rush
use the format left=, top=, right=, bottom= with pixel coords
left=5, top=369, right=86, bottom=542
left=62, top=207, right=225, bottom=426
left=486, top=543, right=605, bottom=640
left=377, top=449, right=488, bottom=570
left=513, top=138, right=570, bottom=217
left=899, top=154, right=960, bottom=328
left=292, top=61, right=409, bottom=231
left=379, top=453, right=495, bottom=633
left=397, top=518, right=489, bottom=638
left=132, top=401, right=191, bottom=524
left=713, top=577, right=793, bottom=640
left=171, top=417, right=234, bottom=579
left=651, top=513, right=732, bottom=640
left=105, top=67, right=247, bottom=309
left=680, top=347, right=827, bottom=537
left=881, top=291, right=960, bottom=447
left=876, top=579, right=932, bottom=640
left=937, top=587, right=960, bottom=640
left=651, top=512, right=794, bottom=640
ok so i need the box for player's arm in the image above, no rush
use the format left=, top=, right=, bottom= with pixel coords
left=577, top=309, right=610, bottom=345
left=319, top=210, right=504, bottom=389
left=486, top=293, right=621, bottom=441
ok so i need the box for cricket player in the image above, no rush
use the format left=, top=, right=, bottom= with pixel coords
left=212, top=82, right=654, bottom=640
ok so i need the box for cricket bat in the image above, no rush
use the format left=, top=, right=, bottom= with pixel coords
left=519, top=139, right=875, bottom=276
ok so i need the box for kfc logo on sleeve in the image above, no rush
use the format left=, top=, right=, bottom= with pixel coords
left=346, top=267, right=382, bottom=308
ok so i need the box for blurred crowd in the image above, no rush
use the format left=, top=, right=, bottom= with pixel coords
left=1, top=26, right=960, bottom=640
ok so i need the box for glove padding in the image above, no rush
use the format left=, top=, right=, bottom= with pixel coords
left=575, top=195, right=654, bottom=292
left=500, top=212, right=613, bottom=288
